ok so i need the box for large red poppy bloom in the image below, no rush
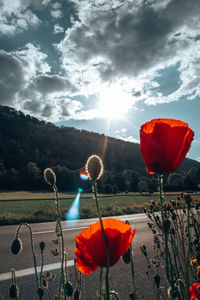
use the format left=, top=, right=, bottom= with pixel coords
left=75, top=218, right=136, bottom=274
left=190, top=283, right=200, bottom=300
left=140, top=119, right=194, bottom=174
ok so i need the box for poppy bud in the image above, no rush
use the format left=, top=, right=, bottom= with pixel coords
left=9, top=284, right=19, bottom=299
left=44, top=168, right=56, bottom=186
left=122, top=247, right=131, bottom=264
left=184, top=194, right=192, bottom=207
left=154, top=274, right=161, bottom=288
left=11, top=238, right=23, bottom=255
left=65, top=281, right=73, bottom=296
left=129, top=292, right=135, bottom=300
left=85, top=155, right=104, bottom=180
left=163, top=219, right=171, bottom=234
left=39, top=241, right=45, bottom=253
left=37, top=287, right=44, bottom=298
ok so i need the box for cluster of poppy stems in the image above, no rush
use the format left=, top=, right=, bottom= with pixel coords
left=74, top=118, right=197, bottom=299
left=10, top=118, right=197, bottom=300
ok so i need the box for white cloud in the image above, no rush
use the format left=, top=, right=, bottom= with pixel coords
left=116, top=135, right=139, bottom=144
left=53, top=24, right=64, bottom=34
left=0, top=2, right=41, bottom=35
left=0, top=44, right=77, bottom=121
left=56, top=0, right=200, bottom=108
left=50, top=2, right=63, bottom=19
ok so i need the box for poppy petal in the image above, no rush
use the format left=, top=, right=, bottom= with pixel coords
left=75, top=218, right=136, bottom=273
left=140, top=119, right=194, bottom=174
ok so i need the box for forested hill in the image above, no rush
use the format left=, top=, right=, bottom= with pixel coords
left=0, top=105, right=199, bottom=191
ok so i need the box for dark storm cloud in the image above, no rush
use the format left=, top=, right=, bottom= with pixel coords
left=59, top=0, right=200, bottom=80
left=0, top=51, right=24, bottom=105
left=29, top=75, right=77, bottom=95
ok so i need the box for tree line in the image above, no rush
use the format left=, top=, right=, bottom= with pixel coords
left=0, top=105, right=200, bottom=193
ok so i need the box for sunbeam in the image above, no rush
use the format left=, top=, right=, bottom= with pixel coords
left=66, top=188, right=83, bottom=225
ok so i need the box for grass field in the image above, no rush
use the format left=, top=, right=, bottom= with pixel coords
left=0, top=191, right=199, bottom=225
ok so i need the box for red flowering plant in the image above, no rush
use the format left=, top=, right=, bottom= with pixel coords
left=190, top=283, right=200, bottom=300
left=75, top=218, right=136, bottom=274
left=79, top=155, right=138, bottom=300
left=139, top=119, right=200, bottom=300
left=140, top=118, right=194, bottom=174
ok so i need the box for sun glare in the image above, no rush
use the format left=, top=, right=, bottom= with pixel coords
left=98, top=87, right=133, bottom=120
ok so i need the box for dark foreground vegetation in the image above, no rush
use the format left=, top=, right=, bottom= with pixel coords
left=0, top=105, right=200, bottom=194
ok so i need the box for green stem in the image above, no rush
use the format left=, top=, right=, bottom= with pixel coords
left=16, top=223, right=39, bottom=290
left=53, top=184, right=66, bottom=300
left=130, top=244, right=137, bottom=300
left=40, top=251, right=44, bottom=286
left=186, top=203, right=191, bottom=300
left=93, top=181, right=110, bottom=300
left=158, top=174, right=174, bottom=299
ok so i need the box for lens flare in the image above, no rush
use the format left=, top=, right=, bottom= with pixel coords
left=66, top=188, right=82, bottom=225
left=80, top=170, right=88, bottom=181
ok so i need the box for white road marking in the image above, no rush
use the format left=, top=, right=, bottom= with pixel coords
left=33, top=215, right=148, bottom=235
left=33, top=214, right=148, bottom=235
left=0, top=260, right=74, bottom=282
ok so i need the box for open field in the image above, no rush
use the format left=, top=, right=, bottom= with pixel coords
left=0, top=191, right=199, bottom=225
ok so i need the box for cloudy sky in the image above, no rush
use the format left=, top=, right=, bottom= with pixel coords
left=0, top=0, right=200, bottom=161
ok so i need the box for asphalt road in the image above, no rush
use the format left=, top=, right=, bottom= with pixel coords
left=0, top=214, right=158, bottom=300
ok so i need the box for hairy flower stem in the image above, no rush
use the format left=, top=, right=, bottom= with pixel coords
left=186, top=203, right=191, bottom=300
left=158, top=174, right=175, bottom=300
left=53, top=184, right=66, bottom=300
left=92, top=181, right=110, bottom=300
left=40, top=251, right=44, bottom=286
left=16, top=223, right=39, bottom=291
left=130, top=244, right=137, bottom=300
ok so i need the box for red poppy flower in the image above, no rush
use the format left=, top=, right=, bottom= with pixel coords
left=140, top=119, right=194, bottom=174
left=190, top=283, right=200, bottom=300
left=75, top=218, right=136, bottom=274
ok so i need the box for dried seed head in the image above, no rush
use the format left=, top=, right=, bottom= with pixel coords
left=55, top=220, right=61, bottom=237
left=51, top=248, right=59, bottom=256
left=42, top=279, right=48, bottom=288
left=11, top=238, right=23, bottom=255
left=44, top=168, right=56, bottom=186
left=39, top=241, right=45, bottom=253
left=65, top=281, right=73, bottom=296
left=85, top=155, right=104, bottom=180
left=9, top=284, right=19, bottom=299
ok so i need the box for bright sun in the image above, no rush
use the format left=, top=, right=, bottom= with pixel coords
left=97, top=87, right=133, bottom=120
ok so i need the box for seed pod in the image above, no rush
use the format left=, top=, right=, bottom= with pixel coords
left=65, top=281, right=73, bottom=296
left=9, top=284, right=19, bottom=299
left=154, top=274, right=161, bottom=288
left=184, top=194, right=192, bottom=207
left=44, top=168, right=56, bottom=186
left=85, top=155, right=104, bottom=180
left=163, top=219, right=171, bottom=234
left=37, top=287, right=44, bottom=298
left=74, top=289, right=80, bottom=300
left=122, top=247, right=131, bottom=264
left=11, top=238, right=23, bottom=255
left=39, top=241, right=45, bottom=253
left=129, top=292, right=135, bottom=300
